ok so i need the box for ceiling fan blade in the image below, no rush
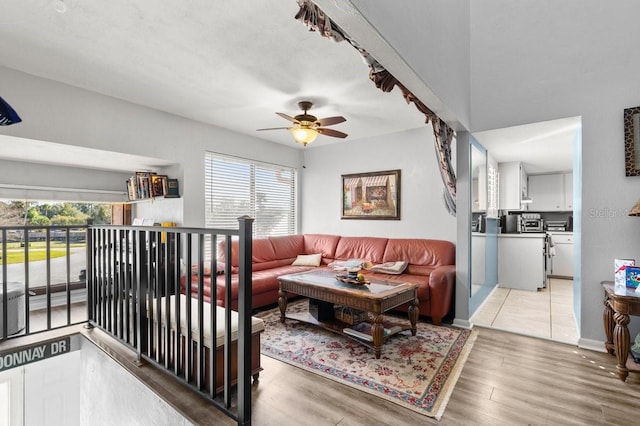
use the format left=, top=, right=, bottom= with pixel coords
left=318, top=128, right=348, bottom=138
left=276, top=112, right=300, bottom=124
left=316, top=116, right=346, bottom=126
left=256, top=127, right=291, bottom=131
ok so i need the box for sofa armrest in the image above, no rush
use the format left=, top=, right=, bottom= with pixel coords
left=428, top=264, right=456, bottom=325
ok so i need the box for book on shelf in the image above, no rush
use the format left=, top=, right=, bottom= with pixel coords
left=126, top=172, right=180, bottom=200
left=164, top=178, right=180, bottom=198
left=342, top=322, right=403, bottom=342
left=126, top=178, right=138, bottom=201
left=150, top=174, right=167, bottom=197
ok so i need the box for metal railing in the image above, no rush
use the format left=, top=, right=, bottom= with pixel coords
left=1, top=224, right=88, bottom=340
left=86, top=217, right=254, bottom=425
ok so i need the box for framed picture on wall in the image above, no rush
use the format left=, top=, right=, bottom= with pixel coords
left=341, top=169, right=401, bottom=220
left=624, top=105, right=640, bottom=176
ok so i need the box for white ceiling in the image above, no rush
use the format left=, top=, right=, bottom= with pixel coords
left=0, top=0, right=572, bottom=173
left=473, top=116, right=580, bottom=175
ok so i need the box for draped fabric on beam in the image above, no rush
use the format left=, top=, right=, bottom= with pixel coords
left=294, top=0, right=457, bottom=216
left=0, top=95, right=22, bottom=126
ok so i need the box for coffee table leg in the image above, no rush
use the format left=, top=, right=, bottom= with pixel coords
left=278, top=289, right=287, bottom=323
left=408, top=298, right=419, bottom=336
left=372, top=313, right=384, bottom=359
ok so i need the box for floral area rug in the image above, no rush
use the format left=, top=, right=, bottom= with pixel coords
left=256, top=300, right=477, bottom=420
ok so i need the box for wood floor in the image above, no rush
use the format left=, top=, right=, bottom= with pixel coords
left=243, top=326, right=640, bottom=426
left=11, top=304, right=640, bottom=425
left=79, top=324, right=639, bottom=426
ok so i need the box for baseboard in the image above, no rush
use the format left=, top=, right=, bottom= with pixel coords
left=452, top=318, right=473, bottom=329
left=578, top=337, right=607, bottom=353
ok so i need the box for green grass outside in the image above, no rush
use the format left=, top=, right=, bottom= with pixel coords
left=0, top=242, right=86, bottom=264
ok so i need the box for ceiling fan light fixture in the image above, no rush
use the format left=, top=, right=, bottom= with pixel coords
left=291, top=127, right=318, bottom=146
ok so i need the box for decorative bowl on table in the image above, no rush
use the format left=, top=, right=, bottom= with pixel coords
left=336, top=273, right=370, bottom=285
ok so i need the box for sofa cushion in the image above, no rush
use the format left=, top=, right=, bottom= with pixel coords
left=365, top=272, right=431, bottom=301
left=215, top=264, right=316, bottom=306
left=383, top=239, right=455, bottom=268
left=334, top=236, right=388, bottom=264
left=219, top=238, right=277, bottom=269
left=269, top=235, right=305, bottom=260
left=303, top=234, right=341, bottom=263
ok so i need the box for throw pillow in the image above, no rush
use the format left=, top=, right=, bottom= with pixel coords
left=368, top=261, right=408, bottom=275
left=292, top=253, right=322, bottom=267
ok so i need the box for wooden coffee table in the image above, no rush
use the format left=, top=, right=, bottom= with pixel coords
left=278, top=269, right=419, bottom=358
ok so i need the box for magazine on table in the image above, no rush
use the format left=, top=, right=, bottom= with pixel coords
left=343, top=321, right=403, bottom=342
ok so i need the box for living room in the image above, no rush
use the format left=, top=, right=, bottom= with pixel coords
left=2, top=0, right=640, bottom=424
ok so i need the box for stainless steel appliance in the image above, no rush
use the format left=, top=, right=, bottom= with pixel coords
left=471, top=215, right=485, bottom=232
left=546, top=221, right=567, bottom=232
left=501, top=214, right=521, bottom=233
left=521, top=213, right=543, bottom=233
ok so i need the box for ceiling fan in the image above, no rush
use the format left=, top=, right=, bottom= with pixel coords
left=257, top=101, right=348, bottom=146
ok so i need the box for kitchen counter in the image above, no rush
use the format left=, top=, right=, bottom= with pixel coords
left=498, top=233, right=546, bottom=238
left=498, top=234, right=546, bottom=291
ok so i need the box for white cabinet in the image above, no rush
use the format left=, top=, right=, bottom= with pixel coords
left=548, top=232, right=573, bottom=278
left=472, top=167, right=487, bottom=213
left=499, top=162, right=528, bottom=211
left=528, top=172, right=572, bottom=211
left=498, top=234, right=546, bottom=291
left=564, top=173, right=573, bottom=210
left=472, top=234, right=486, bottom=286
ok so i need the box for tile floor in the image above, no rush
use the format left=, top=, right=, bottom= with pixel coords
left=471, top=278, right=578, bottom=344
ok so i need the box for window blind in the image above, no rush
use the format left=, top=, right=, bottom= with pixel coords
left=204, top=152, right=297, bottom=238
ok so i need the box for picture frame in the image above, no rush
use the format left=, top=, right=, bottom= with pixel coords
left=341, top=169, right=401, bottom=220
left=624, top=106, right=640, bottom=176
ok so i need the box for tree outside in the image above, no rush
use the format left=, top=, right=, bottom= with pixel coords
left=0, top=200, right=112, bottom=226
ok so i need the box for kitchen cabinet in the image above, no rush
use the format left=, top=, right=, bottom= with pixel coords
left=528, top=172, right=572, bottom=211
left=564, top=173, right=573, bottom=210
left=111, top=203, right=132, bottom=225
left=548, top=232, right=573, bottom=278
left=499, top=161, right=528, bottom=211
left=472, top=168, right=486, bottom=213
left=498, top=234, right=546, bottom=291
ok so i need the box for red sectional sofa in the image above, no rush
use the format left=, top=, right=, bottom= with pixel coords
left=181, top=234, right=456, bottom=325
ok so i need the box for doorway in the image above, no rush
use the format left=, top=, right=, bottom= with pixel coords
left=469, top=116, right=581, bottom=344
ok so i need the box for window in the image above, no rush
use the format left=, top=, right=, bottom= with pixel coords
left=0, top=201, right=110, bottom=290
left=205, top=152, right=297, bottom=238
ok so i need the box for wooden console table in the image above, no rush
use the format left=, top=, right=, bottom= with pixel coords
left=602, top=281, right=640, bottom=381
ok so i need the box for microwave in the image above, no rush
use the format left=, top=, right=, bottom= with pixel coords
left=521, top=218, right=543, bottom=232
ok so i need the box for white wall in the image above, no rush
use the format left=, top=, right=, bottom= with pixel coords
left=79, top=339, right=190, bottom=426
left=468, top=0, right=640, bottom=347
left=301, top=126, right=456, bottom=241
left=0, top=66, right=302, bottom=227
left=133, top=197, right=184, bottom=225
left=348, top=0, right=471, bottom=130
left=331, top=0, right=640, bottom=344
left=0, top=159, right=130, bottom=203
